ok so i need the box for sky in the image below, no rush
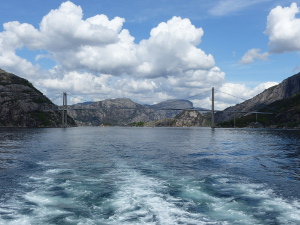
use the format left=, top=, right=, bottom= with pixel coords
left=1, top=0, right=300, bottom=109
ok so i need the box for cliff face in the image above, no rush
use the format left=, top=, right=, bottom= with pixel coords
left=0, top=69, right=76, bottom=127
left=67, top=98, right=194, bottom=126
left=145, top=110, right=207, bottom=127
left=215, top=72, right=300, bottom=122
left=174, top=110, right=207, bottom=127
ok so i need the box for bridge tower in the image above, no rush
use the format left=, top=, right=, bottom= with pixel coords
left=211, top=87, right=215, bottom=128
left=62, top=92, right=67, bottom=128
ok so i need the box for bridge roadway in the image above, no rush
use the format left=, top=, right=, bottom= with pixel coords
left=40, top=105, right=273, bottom=114
left=41, top=88, right=273, bottom=127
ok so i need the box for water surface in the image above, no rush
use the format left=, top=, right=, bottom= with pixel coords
left=0, top=127, right=300, bottom=224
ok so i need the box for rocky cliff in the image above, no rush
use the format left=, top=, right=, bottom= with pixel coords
left=67, top=98, right=194, bottom=126
left=144, top=110, right=208, bottom=127
left=215, top=72, right=300, bottom=123
left=0, top=69, right=76, bottom=127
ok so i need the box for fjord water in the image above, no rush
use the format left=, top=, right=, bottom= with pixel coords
left=0, top=127, right=300, bottom=224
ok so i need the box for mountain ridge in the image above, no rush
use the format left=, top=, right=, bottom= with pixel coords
left=67, top=98, right=195, bottom=126
left=215, top=72, right=300, bottom=123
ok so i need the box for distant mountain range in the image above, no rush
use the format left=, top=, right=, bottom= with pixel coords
left=67, top=98, right=198, bottom=126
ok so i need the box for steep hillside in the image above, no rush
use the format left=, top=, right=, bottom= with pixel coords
left=67, top=98, right=194, bottom=126
left=218, top=92, right=300, bottom=128
left=0, top=69, right=76, bottom=127
left=215, top=72, right=300, bottom=123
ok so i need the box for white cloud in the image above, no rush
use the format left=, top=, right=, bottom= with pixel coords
left=0, top=50, right=39, bottom=78
left=265, top=2, right=300, bottom=53
left=252, top=82, right=278, bottom=94
left=136, top=16, right=215, bottom=78
left=37, top=71, right=113, bottom=94
left=0, top=21, right=41, bottom=77
left=239, top=48, right=269, bottom=64
left=0, top=1, right=278, bottom=110
left=0, top=1, right=129, bottom=75
left=40, top=1, right=122, bottom=50
left=0, top=2, right=216, bottom=78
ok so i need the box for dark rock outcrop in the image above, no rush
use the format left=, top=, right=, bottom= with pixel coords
left=0, top=69, right=76, bottom=127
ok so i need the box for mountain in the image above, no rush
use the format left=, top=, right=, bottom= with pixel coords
left=0, top=69, right=76, bottom=127
left=218, top=91, right=300, bottom=128
left=67, top=98, right=194, bottom=126
left=144, top=110, right=208, bottom=127
left=215, top=72, right=300, bottom=123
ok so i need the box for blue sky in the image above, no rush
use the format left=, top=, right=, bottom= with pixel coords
left=1, top=0, right=300, bottom=109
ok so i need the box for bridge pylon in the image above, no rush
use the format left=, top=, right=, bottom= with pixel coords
left=62, top=92, right=67, bottom=128
left=211, top=87, right=215, bottom=128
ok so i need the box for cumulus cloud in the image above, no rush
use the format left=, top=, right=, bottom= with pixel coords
left=136, top=17, right=215, bottom=77
left=0, top=1, right=217, bottom=78
left=0, top=1, right=276, bottom=109
left=0, top=50, right=39, bottom=77
left=265, top=2, right=300, bottom=53
left=0, top=1, right=130, bottom=74
left=40, top=1, right=123, bottom=50
left=0, top=21, right=40, bottom=77
left=239, top=48, right=269, bottom=64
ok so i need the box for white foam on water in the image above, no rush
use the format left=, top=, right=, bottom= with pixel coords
left=1, top=160, right=300, bottom=225
left=261, top=197, right=300, bottom=224
left=0, top=217, right=32, bottom=225
left=197, top=174, right=300, bottom=224
left=104, top=168, right=216, bottom=225
left=179, top=182, right=260, bottom=224
left=0, top=165, right=82, bottom=225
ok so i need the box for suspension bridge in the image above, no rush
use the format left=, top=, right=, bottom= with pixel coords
left=43, top=88, right=273, bottom=128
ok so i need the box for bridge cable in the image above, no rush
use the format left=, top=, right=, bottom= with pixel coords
left=215, top=89, right=278, bottom=113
